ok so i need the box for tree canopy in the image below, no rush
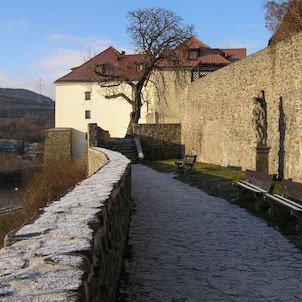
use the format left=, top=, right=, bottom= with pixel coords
left=96, top=7, right=194, bottom=134
left=265, top=0, right=302, bottom=45
left=127, top=8, right=194, bottom=61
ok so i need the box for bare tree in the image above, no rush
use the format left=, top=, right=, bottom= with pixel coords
left=265, top=0, right=302, bottom=45
left=95, top=8, right=194, bottom=134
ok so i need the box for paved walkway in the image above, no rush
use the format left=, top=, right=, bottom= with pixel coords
left=118, top=164, right=302, bottom=301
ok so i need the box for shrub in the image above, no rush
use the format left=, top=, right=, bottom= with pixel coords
left=0, top=156, right=87, bottom=248
left=21, top=157, right=87, bottom=217
left=0, top=151, right=20, bottom=170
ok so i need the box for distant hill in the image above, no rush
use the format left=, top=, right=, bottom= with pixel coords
left=0, top=88, right=54, bottom=119
left=0, top=88, right=55, bottom=143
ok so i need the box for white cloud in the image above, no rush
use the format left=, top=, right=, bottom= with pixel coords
left=5, top=18, right=28, bottom=30
left=47, top=34, right=113, bottom=51
left=0, top=70, right=34, bottom=90
left=31, top=47, right=105, bottom=99
left=35, top=37, right=130, bottom=90
left=39, top=49, right=86, bottom=77
left=0, top=34, right=131, bottom=100
left=0, top=70, right=55, bottom=100
left=40, top=34, right=124, bottom=80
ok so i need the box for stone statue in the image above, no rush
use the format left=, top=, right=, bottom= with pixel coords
left=252, top=90, right=267, bottom=146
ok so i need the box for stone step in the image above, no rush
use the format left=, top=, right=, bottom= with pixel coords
left=98, top=138, right=138, bottom=163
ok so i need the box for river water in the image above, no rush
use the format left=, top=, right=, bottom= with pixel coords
left=0, top=187, right=21, bottom=209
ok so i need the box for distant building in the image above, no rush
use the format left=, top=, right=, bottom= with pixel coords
left=0, top=139, right=24, bottom=153
left=54, top=36, right=246, bottom=157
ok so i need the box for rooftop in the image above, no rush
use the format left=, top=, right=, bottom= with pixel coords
left=55, top=36, right=246, bottom=83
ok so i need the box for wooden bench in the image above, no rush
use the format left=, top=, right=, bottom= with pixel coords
left=264, top=179, right=302, bottom=232
left=233, top=169, right=277, bottom=211
left=175, top=155, right=196, bottom=173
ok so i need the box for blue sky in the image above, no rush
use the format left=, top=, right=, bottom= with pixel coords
left=0, top=0, right=270, bottom=99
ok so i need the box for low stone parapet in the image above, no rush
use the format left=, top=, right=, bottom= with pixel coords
left=133, top=123, right=183, bottom=159
left=0, top=148, right=131, bottom=302
left=88, top=147, right=109, bottom=176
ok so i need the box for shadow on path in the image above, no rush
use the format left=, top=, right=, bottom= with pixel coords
left=117, top=164, right=302, bottom=302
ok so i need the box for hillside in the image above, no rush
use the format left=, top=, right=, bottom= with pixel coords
left=0, top=88, right=55, bottom=142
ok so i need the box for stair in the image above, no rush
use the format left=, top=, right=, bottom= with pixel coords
left=98, top=137, right=139, bottom=163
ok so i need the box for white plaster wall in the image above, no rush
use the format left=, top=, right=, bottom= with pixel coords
left=55, top=83, right=133, bottom=157
left=147, top=69, right=191, bottom=123
left=55, top=69, right=191, bottom=157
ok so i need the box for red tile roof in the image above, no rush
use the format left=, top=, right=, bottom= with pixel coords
left=184, top=36, right=210, bottom=48
left=55, top=46, right=145, bottom=83
left=55, top=36, right=246, bottom=83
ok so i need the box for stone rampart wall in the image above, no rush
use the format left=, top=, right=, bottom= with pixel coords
left=0, top=148, right=131, bottom=302
left=133, top=123, right=183, bottom=159
left=88, top=148, right=109, bottom=176
left=182, top=32, right=302, bottom=182
left=44, top=128, right=72, bottom=163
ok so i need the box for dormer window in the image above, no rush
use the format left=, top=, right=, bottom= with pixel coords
left=136, top=63, right=144, bottom=71
left=188, top=50, right=198, bottom=60
left=95, top=64, right=106, bottom=74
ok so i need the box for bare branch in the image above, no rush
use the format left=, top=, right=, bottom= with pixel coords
left=89, top=8, right=194, bottom=134
left=265, top=0, right=302, bottom=45
left=99, top=83, right=121, bottom=88
left=105, top=93, right=133, bottom=105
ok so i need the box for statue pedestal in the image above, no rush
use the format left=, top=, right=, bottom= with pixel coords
left=256, top=145, right=271, bottom=173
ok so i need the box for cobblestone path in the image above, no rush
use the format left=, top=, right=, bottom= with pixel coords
left=118, top=164, right=302, bottom=301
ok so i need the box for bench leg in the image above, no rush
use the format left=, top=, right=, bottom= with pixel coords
left=184, top=167, right=194, bottom=174
left=235, top=189, right=254, bottom=202
left=254, top=195, right=270, bottom=212
left=175, top=163, right=184, bottom=173
left=268, top=202, right=284, bottom=217
left=290, top=210, right=302, bottom=233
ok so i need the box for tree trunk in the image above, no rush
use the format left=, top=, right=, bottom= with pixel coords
left=126, top=84, right=143, bottom=136
left=126, top=103, right=141, bottom=135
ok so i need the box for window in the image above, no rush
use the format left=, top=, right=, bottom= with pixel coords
left=95, top=63, right=106, bottom=74
left=85, top=110, right=91, bottom=119
left=85, top=91, right=91, bottom=100
left=188, top=50, right=198, bottom=60
left=136, top=63, right=143, bottom=71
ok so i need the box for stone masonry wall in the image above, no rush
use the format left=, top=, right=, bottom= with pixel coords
left=133, top=123, right=183, bottom=159
left=88, top=148, right=109, bottom=176
left=44, top=128, right=72, bottom=163
left=182, top=31, right=302, bottom=182
left=0, top=148, right=131, bottom=302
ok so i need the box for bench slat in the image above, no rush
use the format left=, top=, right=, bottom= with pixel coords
left=281, top=179, right=302, bottom=204
left=245, top=170, right=276, bottom=192
left=175, top=154, right=196, bottom=172
left=265, top=193, right=302, bottom=211
left=283, top=179, right=302, bottom=191
left=235, top=180, right=267, bottom=193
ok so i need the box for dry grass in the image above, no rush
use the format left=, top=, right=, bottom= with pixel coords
left=0, top=151, right=20, bottom=171
left=0, top=150, right=44, bottom=172
left=0, top=156, right=87, bottom=248
left=21, top=157, right=87, bottom=217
